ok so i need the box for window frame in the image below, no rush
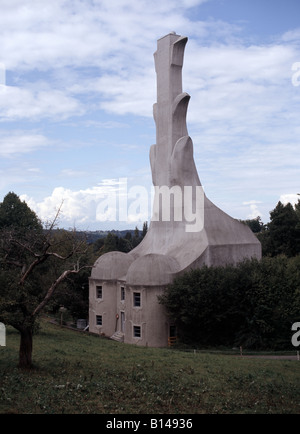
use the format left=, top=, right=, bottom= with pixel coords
left=133, top=291, right=141, bottom=307
left=96, top=285, right=103, bottom=299
left=121, top=286, right=125, bottom=301
left=96, top=315, right=102, bottom=326
left=133, top=325, right=141, bottom=338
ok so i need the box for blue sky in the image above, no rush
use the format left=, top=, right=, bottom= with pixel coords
left=0, top=0, right=299, bottom=230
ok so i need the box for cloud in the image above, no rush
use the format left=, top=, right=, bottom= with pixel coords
left=59, top=169, right=87, bottom=178
left=2, top=0, right=298, bottom=128
left=243, top=200, right=263, bottom=219
left=280, top=193, right=300, bottom=206
left=0, top=0, right=210, bottom=70
left=0, top=1, right=215, bottom=122
left=0, top=131, right=49, bottom=156
left=20, top=178, right=152, bottom=229
left=0, top=85, right=83, bottom=121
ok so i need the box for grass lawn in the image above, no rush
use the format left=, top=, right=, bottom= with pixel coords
left=0, top=319, right=299, bottom=414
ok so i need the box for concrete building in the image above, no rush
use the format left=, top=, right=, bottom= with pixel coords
left=89, top=33, right=261, bottom=347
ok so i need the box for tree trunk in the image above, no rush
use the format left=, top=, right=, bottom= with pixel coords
left=19, top=327, right=33, bottom=369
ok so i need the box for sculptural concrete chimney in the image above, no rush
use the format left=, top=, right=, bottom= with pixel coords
left=134, top=32, right=261, bottom=268
left=89, top=33, right=262, bottom=347
left=150, top=33, right=200, bottom=190
left=154, top=33, right=188, bottom=177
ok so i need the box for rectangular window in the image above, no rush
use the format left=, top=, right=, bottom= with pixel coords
left=96, top=286, right=102, bottom=299
left=133, top=292, right=141, bottom=307
left=133, top=325, right=141, bottom=338
left=96, top=315, right=102, bottom=326
left=121, top=286, right=125, bottom=301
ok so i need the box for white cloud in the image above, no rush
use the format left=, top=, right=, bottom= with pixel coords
left=243, top=200, right=263, bottom=219
left=0, top=86, right=83, bottom=121
left=2, top=0, right=298, bottom=128
left=0, top=131, right=49, bottom=156
left=20, top=179, right=152, bottom=229
left=282, top=28, right=300, bottom=42
left=0, top=0, right=216, bottom=122
left=0, top=0, right=210, bottom=70
left=280, top=193, right=300, bottom=206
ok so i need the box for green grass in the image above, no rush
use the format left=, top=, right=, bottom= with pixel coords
left=1, top=320, right=300, bottom=414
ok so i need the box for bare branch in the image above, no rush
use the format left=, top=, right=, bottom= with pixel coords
left=44, top=200, right=64, bottom=240
left=19, top=255, right=50, bottom=285
left=32, top=264, right=92, bottom=317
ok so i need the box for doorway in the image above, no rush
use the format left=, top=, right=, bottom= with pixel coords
left=168, top=325, right=177, bottom=346
left=121, top=311, right=125, bottom=333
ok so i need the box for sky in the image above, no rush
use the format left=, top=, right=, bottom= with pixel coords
left=0, top=0, right=299, bottom=231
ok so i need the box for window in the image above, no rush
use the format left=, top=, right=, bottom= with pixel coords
left=96, top=285, right=102, bottom=299
left=121, top=286, right=125, bottom=301
left=96, top=315, right=102, bottom=326
left=133, top=326, right=141, bottom=338
left=133, top=292, right=141, bottom=307
left=170, top=325, right=177, bottom=338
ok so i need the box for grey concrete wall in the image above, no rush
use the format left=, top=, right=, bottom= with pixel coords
left=89, top=278, right=118, bottom=337
left=124, top=285, right=170, bottom=347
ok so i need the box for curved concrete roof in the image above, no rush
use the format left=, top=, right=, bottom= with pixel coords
left=126, top=253, right=180, bottom=286
left=91, top=251, right=134, bottom=280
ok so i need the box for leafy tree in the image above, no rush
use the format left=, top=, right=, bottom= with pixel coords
left=131, top=226, right=140, bottom=248
left=102, top=232, right=118, bottom=252
left=240, top=216, right=264, bottom=233
left=92, top=236, right=105, bottom=254
left=0, top=196, right=90, bottom=369
left=94, top=223, right=148, bottom=255
left=159, top=256, right=300, bottom=350
left=142, top=221, right=148, bottom=238
left=0, top=192, right=42, bottom=233
left=159, top=262, right=253, bottom=347
left=42, top=230, right=94, bottom=322
left=295, top=199, right=300, bottom=246
left=260, top=201, right=300, bottom=257
left=101, top=232, right=132, bottom=253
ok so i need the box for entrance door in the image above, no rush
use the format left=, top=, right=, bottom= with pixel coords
left=121, top=311, right=125, bottom=333
left=169, top=325, right=176, bottom=337
left=168, top=325, right=177, bottom=346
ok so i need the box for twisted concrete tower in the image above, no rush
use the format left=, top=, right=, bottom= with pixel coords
left=130, top=32, right=261, bottom=271
left=89, top=33, right=261, bottom=346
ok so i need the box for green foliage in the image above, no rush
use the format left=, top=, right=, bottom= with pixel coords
left=0, top=194, right=44, bottom=330
left=42, top=231, right=94, bottom=321
left=0, top=192, right=91, bottom=367
left=93, top=222, right=148, bottom=255
left=257, top=200, right=300, bottom=257
left=240, top=216, right=264, bottom=233
left=0, top=192, right=42, bottom=234
left=160, top=256, right=300, bottom=350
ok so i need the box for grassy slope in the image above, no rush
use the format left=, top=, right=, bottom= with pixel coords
left=0, top=320, right=299, bottom=414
